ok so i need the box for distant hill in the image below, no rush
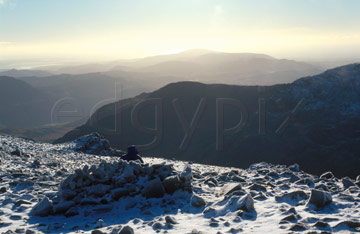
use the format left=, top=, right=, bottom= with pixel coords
left=0, top=72, right=156, bottom=140
left=0, top=69, right=53, bottom=78
left=36, top=49, right=324, bottom=86
left=57, top=64, right=360, bottom=177
left=0, top=76, right=56, bottom=127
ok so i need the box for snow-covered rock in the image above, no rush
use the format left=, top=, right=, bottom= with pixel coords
left=1, top=134, right=360, bottom=233
left=142, top=178, right=165, bottom=198
left=191, top=194, right=206, bottom=208
left=307, top=189, right=332, bottom=208
left=31, top=197, right=53, bottom=217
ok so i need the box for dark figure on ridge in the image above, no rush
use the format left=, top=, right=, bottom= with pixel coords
left=121, top=145, right=144, bottom=163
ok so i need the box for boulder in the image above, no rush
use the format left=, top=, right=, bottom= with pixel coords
left=165, top=215, right=177, bottom=224
left=204, top=177, right=218, bottom=186
left=307, top=189, right=332, bottom=208
left=87, top=184, right=111, bottom=197
left=249, top=183, right=267, bottom=192
left=236, top=194, right=254, bottom=212
left=65, top=207, right=79, bottom=217
left=32, top=197, right=53, bottom=217
left=163, top=175, right=181, bottom=194
left=191, top=195, right=206, bottom=208
left=342, top=177, right=355, bottom=189
left=11, top=149, right=21, bottom=156
left=111, top=188, right=130, bottom=200
left=91, top=230, right=105, bottom=234
left=275, top=191, right=308, bottom=205
left=53, top=201, right=75, bottom=214
left=320, top=171, right=334, bottom=179
left=221, top=183, right=242, bottom=196
left=119, top=225, right=134, bottom=234
left=288, top=164, right=300, bottom=172
left=143, top=178, right=165, bottom=198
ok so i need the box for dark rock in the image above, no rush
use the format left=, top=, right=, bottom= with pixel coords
left=307, top=189, right=332, bottom=208
left=236, top=194, right=254, bottom=212
left=91, top=230, right=105, bottom=234
left=204, top=177, right=218, bottom=186
left=152, top=222, right=162, bottom=229
left=11, top=149, right=21, bottom=156
left=191, top=195, right=206, bottom=208
left=143, top=178, right=165, bottom=198
left=275, top=190, right=308, bottom=205
left=289, top=223, right=307, bottom=231
left=32, top=197, right=53, bottom=217
left=0, top=187, right=7, bottom=193
left=342, top=177, right=356, bottom=189
left=15, top=199, right=32, bottom=206
left=111, top=188, right=130, bottom=200
left=289, top=164, right=300, bottom=172
left=290, top=174, right=300, bottom=183
left=334, top=220, right=360, bottom=229
left=165, top=216, right=177, bottom=224
left=25, top=230, right=36, bottom=234
left=163, top=175, right=181, bottom=194
left=320, top=172, right=334, bottom=179
left=280, top=214, right=298, bottom=223
left=53, top=201, right=75, bottom=214
left=65, top=207, right=79, bottom=217
left=88, top=184, right=111, bottom=197
left=221, top=183, right=242, bottom=196
left=249, top=183, right=267, bottom=192
left=314, top=221, right=330, bottom=228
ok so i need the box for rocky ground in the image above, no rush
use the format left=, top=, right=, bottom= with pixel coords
left=1, top=133, right=360, bottom=233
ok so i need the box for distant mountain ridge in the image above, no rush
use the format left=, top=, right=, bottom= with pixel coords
left=57, top=63, right=360, bottom=177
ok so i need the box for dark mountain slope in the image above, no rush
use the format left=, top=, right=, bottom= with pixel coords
left=0, top=76, right=56, bottom=127
left=57, top=64, right=360, bottom=177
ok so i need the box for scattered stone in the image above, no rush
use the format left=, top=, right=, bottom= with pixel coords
left=31, top=197, right=53, bottom=217
left=152, top=222, right=162, bottom=229
left=143, top=178, right=165, bottom=198
left=53, top=201, right=75, bottom=214
left=314, top=221, right=330, bottom=228
left=204, top=177, right=218, bottom=186
left=275, top=190, right=308, bottom=205
left=280, top=214, right=298, bottom=223
left=221, top=183, right=242, bottom=196
left=165, top=216, right=177, bottom=224
left=64, top=207, right=79, bottom=217
left=25, top=230, right=36, bottom=234
left=307, top=189, right=332, bottom=208
left=342, top=177, right=356, bottom=189
left=320, top=171, right=334, bottom=179
left=191, top=195, right=206, bottom=208
left=91, top=230, right=105, bottom=234
left=11, top=149, right=21, bottom=156
left=236, top=194, right=254, bottom=212
left=334, top=220, right=360, bottom=229
left=249, top=183, right=267, bottom=192
left=288, top=164, right=300, bottom=172
left=0, top=187, right=7, bottom=193
left=289, top=223, right=307, bottom=231
left=163, top=175, right=181, bottom=194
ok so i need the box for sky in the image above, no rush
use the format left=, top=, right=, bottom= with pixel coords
left=1, top=0, right=360, bottom=63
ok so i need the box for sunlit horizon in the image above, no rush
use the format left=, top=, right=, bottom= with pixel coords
left=1, top=0, right=360, bottom=66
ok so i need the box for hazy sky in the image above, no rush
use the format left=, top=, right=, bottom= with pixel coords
left=1, top=0, right=360, bottom=62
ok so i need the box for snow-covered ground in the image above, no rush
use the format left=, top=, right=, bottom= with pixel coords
left=1, top=133, right=360, bottom=234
